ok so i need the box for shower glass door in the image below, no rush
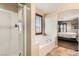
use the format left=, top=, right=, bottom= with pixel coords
left=0, top=7, right=24, bottom=56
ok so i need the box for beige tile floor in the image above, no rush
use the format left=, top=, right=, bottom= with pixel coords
left=47, top=47, right=78, bottom=56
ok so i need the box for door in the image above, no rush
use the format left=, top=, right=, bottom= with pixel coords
left=0, top=8, right=23, bottom=56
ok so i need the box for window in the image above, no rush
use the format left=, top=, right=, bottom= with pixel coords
left=35, top=14, right=43, bottom=35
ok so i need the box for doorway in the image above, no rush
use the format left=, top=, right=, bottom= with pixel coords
left=57, top=19, right=78, bottom=55
left=57, top=9, right=79, bottom=56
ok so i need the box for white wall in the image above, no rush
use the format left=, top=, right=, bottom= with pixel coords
left=45, top=14, right=57, bottom=42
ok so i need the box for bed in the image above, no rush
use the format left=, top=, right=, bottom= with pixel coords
left=57, top=32, right=78, bottom=41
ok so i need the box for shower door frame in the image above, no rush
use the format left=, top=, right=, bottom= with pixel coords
left=18, top=4, right=27, bottom=56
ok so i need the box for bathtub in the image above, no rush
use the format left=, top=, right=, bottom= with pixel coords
left=35, top=35, right=56, bottom=56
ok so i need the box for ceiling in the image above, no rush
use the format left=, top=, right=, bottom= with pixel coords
left=36, top=3, right=64, bottom=14
left=58, top=9, right=79, bottom=21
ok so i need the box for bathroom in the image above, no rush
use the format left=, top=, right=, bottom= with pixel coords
left=0, top=3, right=79, bottom=56
left=35, top=4, right=79, bottom=56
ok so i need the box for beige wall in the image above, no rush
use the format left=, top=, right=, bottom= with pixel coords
left=26, top=5, right=31, bottom=56
left=0, top=3, right=18, bottom=13
left=31, top=4, right=39, bottom=56
left=36, top=8, right=45, bottom=16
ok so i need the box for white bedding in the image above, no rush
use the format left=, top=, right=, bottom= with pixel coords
left=57, top=32, right=77, bottom=38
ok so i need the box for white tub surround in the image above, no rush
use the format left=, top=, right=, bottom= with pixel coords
left=35, top=35, right=57, bottom=56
